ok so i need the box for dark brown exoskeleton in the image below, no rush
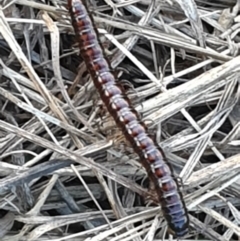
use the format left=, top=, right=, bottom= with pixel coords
left=68, top=0, right=189, bottom=237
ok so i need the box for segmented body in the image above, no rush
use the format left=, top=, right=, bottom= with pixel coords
left=68, top=0, right=189, bottom=237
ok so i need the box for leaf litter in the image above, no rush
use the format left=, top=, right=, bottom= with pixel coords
left=0, top=0, right=240, bottom=240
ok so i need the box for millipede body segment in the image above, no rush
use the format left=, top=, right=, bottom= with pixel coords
left=68, top=0, right=189, bottom=237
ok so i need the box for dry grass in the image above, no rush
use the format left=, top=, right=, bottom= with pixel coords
left=0, top=0, right=240, bottom=240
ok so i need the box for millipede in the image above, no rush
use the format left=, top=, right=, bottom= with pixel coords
left=68, top=0, right=189, bottom=237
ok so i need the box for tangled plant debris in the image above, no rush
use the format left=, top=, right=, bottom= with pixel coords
left=0, top=0, right=240, bottom=240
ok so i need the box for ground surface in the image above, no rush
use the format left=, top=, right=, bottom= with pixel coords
left=0, top=0, right=240, bottom=240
